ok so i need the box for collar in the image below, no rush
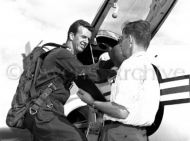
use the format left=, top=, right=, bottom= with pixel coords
left=129, top=51, right=146, bottom=59
left=62, top=43, right=74, bottom=54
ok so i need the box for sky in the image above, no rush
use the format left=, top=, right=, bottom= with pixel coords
left=0, top=0, right=190, bottom=130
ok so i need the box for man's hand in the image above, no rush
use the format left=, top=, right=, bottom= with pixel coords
left=77, top=89, right=95, bottom=106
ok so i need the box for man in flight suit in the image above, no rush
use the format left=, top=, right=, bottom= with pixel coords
left=24, top=19, right=116, bottom=141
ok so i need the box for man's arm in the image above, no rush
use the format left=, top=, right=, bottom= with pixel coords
left=57, top=49, right=116, bottom=82
left=77, top=89, right=129, bottom=119
left=93, top=101, right=129, bottom=119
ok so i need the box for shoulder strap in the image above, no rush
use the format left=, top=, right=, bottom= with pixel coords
left=30, top=58, right=43, bottom=98
left=30, top=42, right=66, bottom=98
left=42, top=42, right=67, bottom=49
left=30, top=42, right=68, bottom=98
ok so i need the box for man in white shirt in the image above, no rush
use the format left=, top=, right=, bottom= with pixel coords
left=77, top=20, right=160, bottom=141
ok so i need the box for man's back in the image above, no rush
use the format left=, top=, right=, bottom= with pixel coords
left=105, top=51, right=160, bottom=126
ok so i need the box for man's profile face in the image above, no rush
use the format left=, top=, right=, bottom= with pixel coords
left=72, top=26, right=92, bottom=54
left=109, top=44, right=126, bottom=67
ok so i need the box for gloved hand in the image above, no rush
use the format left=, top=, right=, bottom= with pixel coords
left=98, top=52, right=114, bottom=69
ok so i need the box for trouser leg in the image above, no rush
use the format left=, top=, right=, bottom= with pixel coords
left=24, top=110, right=87, bottom=141
left=98, top=124, right=148, bottom=141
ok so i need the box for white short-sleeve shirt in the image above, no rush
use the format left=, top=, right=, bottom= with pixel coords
left=104, top=51, right=160, bottom=126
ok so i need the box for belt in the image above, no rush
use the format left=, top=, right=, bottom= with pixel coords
left=104, top=120, right=146, bottom=130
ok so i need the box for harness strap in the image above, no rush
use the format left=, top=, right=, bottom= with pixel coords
left=29, top=82, right=57, bottom=115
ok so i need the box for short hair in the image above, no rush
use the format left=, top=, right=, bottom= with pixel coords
left=122, top=20, right=151, bottom=49
left=67, top=19, right=94, bottom=40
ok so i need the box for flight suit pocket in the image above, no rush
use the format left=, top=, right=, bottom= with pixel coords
left=35, top=107, right=55, bottom=124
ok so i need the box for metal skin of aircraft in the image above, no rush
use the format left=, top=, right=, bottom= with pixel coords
left=1, top=0, right=190, bottom=141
